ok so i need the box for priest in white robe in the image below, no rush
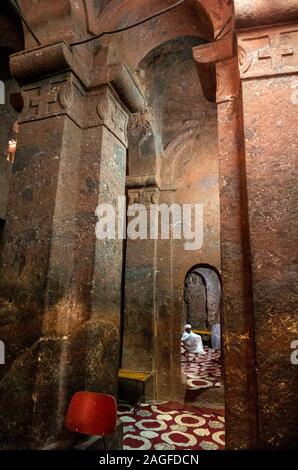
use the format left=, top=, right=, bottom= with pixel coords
left=181, top=324, right=206, bottom=354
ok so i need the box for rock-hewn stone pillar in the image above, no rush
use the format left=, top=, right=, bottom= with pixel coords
left=122, top=181, right=159, bottom=380
left=194, top=9, right=298, bottom=448
left=237, top=21, right=298, bottom=449
left=0, top=42, right=128, bottom=449
left=193, top=34, right=258, bottom=450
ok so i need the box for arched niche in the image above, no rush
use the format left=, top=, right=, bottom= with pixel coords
left=105, top=0, right=214, bottom=71
left=92, top=0, right=234, bottom=101
left=126, top=35, right=210, bottom=182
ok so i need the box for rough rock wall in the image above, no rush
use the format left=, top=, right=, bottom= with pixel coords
left=0, top=80, right=17, bottom=220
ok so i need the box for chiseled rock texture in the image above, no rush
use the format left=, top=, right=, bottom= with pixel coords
left=242, top=75, right=298, bottom=449
left=0, top=0, right=297, bottom=451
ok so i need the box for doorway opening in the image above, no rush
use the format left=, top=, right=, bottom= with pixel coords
left=182, top=264, right=224, bottom=411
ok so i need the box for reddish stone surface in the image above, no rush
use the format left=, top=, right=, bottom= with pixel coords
left=0, top=0, right=297, bottom=451
left=242, top=69, right=298, bottom=450
left=236, top=21, right=298, bottom=449
left=0, top=45, right=128, bottom=447
left=216, top=95, right=258, bottom=450
left=184, top=267, right=221, bottom=329
left=235, top=0, right=298, bottom=29
left=185, top=272, right=208, bottom=329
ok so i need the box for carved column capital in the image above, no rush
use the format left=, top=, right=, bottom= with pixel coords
left=18, top=73, right=84, bottom=126
left=193, top=33, right=235, bottom=65
left=95, top=86, right=129, bottom=147
left=126, top=175, right=159, bottom=189
left=18, top=75, right=128, bottom=146
left=127, top=186, right=160, bottom=207
left=11, top=42, right=129, bottom=144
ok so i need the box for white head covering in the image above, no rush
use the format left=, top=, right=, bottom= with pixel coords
left=184, top=324, right=192, bottom=330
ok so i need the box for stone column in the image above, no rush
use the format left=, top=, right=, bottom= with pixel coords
left=122, top=178, right=182, bottom=401
left=194, top=14, right=298, bottom=448
left=237, top=22, right=298, bottom=449
left=154, top=187, right=183, bottom=401
left=193, top=34, right=258, bottom=450
left=216, top=79, right=258, bottom=450
left=122, top=182, right=159, bottom=390
left=0, top=42, right=128, bottom=449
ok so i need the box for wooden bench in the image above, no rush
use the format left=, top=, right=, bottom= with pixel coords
left=118, top=369, right=152, bottom=409
left=192, top=329, right=211, bottom=336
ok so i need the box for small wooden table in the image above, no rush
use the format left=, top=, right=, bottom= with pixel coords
left=118, top=369, right=152, bottom=409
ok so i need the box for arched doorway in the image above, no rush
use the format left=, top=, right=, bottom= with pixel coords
left=182, top=264, right=224, bottom=409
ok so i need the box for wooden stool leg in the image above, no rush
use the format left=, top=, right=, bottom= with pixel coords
left=68, top=432, right=76, bottom=449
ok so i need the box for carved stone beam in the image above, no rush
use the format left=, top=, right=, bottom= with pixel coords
left=193, top=32, right=240, bottom=103
left=108, top=63, right=145, bottom=113
left=126, top=174, right=159, bottom=189
left=10, top=41, right=89, bottom=87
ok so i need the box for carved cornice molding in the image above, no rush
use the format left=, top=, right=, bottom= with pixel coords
left=238, top=24, right=298, bottom=80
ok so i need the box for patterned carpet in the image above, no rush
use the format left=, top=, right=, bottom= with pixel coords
left=118, top=402, right=225, bottom=450
left=181, top=345, right=222, bottom=390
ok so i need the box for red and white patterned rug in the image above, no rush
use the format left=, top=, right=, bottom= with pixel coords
left=181, top=345, right=222, bottom=390
left=118, top=402, right=225, bottom=450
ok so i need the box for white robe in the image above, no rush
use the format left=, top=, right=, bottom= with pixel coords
left=181, top=331, right=206, bottom=354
